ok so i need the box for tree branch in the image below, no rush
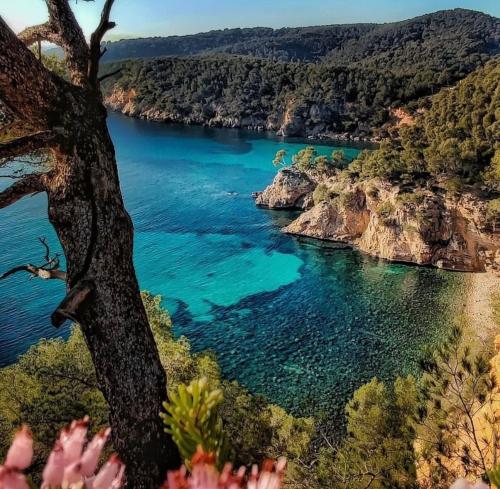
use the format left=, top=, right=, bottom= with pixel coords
left=0, top=131, right=57, bottom=160
left=0, top=264, right=66, bottom=281
left=98, top=68, right=121, bottom=83
left=88, top=0, right=116, bottom=86
left=0, top=173, right=50, bottom=209
left=44, top=0, right=90, bottom=86
left=0, top=17, right=63, bottom=128
left=17, top=22, right=60, bottom=46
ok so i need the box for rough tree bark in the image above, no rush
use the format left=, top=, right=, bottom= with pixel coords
left=0, top=2, right=180, bottom=487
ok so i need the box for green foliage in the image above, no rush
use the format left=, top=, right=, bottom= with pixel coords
left=396, top=191, right=425, bottom=207
left=0, top=327, right=108, bottom=476
left=486, top=199, right=500, bottom=224
left=349, top=60, right=499, bottom=185
left=161, top=377, right=225, bottom=467
left=0, top=293, right=313, bottom=476
left=441, top=177, right=464, bottom=195
left=103, top=14, right=498, bottom=140
left=293, top=147, right=318, bottom=171
left=318, top=376, right=419, bottom=489
left=100, top=10, right=498, bottom=80
left=351, top=142, right=408, bottom=180
left=483, top=148, right=500, bottom=189
left=489, top=465, right=500, bottom=487
left=375, top=201, right=396, bottom=226
left=313, top=184, right=336, bottom=205
left=337, top=191, right=359, bottom=209
left=273, top=149, right=287, bottom=167
left=418, top=326, right=497, bottom=486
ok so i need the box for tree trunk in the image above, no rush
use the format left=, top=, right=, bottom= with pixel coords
left=0, top=8, right=180, bottom=487
left=46, top=100, right=180, bottom=487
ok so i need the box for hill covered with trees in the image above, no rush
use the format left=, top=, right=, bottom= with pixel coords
left=99, top=9, right=498, bottom=70
left=101, top=9, right=499, bottom=139
left=255, top=60, right=500, bottom=272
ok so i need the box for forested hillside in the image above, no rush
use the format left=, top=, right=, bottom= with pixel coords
left=350, top=59, right=500, bottom=186
left=99, top=9, right=498, bottom=70
left=102, top=55, right=421, bottom=138
left=100, top=9, right=499, bottom=139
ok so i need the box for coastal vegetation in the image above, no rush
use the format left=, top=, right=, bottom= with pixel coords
left=2, top=297, right=498, bottom=489
left=97, top=9, right=498, bottom=71
left=101, top=9, right=499, bottom=139
left=1, top=1, right=498, bottom=488
left=348, top=60, right=499, bottom=187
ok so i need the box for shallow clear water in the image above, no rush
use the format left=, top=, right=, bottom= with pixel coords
left=0, top=113, right=465, bottom=419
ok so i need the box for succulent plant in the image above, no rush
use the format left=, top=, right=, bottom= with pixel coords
left=161, top=378, right=225, bottom=467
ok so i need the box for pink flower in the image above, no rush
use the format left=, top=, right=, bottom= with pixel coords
left=0, top=467, right=29, bottom=489
left=2, top=419, right=124, bottom=489
left=80, top=429, right=111, bottom=477
left=163, top=447, right=286, bottom=489
left=5, top=426, right=33, bottom=471
left=60, top=417, right=89, bottom=465
left=92, top=454, right=123, bottom=489
left=42, top=441, right=65, bottom=488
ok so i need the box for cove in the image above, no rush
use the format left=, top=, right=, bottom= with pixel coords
left=0, top=112, right=465, bottom=420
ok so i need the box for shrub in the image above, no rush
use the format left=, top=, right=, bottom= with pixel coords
left=0, top=294, right=313, bottom=479
left=486, top=199, right=500, bottom=223
left=313, top=184, right=337, bottom=205
left=375, top=201, right=396, bottom=226
left=161, top=378, right=225, bottom=467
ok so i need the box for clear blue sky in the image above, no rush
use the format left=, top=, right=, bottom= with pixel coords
left=1, top=0, right=499, bottom=40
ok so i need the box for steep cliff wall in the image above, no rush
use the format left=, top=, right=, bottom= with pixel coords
left=255, top=170, right=500, bottom=273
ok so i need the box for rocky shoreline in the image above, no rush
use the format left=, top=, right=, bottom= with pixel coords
left=104, top=87, right=382, bottom=143
left=254, top=167, right=500, bottom=273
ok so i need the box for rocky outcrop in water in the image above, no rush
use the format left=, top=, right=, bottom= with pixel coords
left=255, top=169, right=500, bottom=273
left=254, top=168, right=316, bottom=209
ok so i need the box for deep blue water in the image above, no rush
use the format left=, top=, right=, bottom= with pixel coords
left=0, top=113, right=465, bottom=417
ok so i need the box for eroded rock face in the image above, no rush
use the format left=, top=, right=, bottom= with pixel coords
left=254, top=167, right=316, bottom=209
left=258, top=173, right=500, bottom=273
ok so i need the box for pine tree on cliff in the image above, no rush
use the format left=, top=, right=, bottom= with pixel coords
left=0, top=1, right=180, bottom=487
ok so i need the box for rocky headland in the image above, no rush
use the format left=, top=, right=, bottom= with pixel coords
left=254, top=167, right=500, bottom=273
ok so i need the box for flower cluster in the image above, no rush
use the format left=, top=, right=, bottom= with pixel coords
left=163, top=447, right=286, bottom=489
left=0, top=418, right=124, bottom=489
left=1, top=420, right=285, bottom=489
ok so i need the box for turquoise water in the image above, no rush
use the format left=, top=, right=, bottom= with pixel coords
left=0, top=113, right=465, bottom=420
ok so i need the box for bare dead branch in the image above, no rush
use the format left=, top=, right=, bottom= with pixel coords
left=0, top=236, right=66, bottom=282
left=98, top=68, right=121, bottom=83
left=51, top=280, right=94, bottom=327
left=88, top=0, right=116, bottom=86
left=0, top=264, right=66, bottom=281
left=0, top=173, right=50, bottom=209
left=0, top=131, right=56, bottom=159
left=39, top=237, right=51, bottom=262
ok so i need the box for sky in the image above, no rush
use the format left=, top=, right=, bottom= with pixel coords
left=1, top=0, right=499, bottom=40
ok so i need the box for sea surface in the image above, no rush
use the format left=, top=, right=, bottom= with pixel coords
left=0, top=113, right=465, bottom=418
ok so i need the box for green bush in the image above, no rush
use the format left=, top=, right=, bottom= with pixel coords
left=375, top=201, right=397, bottom=226
left=486, top=199, right=500, bottom=223
left=0, top=293, right=314, bottom=476
left=313, top=184, right=337, bottom=205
